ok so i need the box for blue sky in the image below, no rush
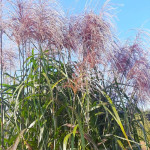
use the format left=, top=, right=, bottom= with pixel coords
left=58, top=0, right=150, bottom=41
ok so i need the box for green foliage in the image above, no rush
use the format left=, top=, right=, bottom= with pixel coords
left=1, top=50, right=149, bottom=150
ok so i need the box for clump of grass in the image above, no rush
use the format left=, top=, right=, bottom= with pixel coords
left=0, top=0, right=150, bottom=150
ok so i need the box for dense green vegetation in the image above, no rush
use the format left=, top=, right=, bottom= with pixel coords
left=2, top=50, right=149, bottom=150
left=0, top=0, right=150, bottom=149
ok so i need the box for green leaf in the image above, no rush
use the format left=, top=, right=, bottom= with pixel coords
left=52, top=77, right=66, bottom=90
left=102, top=91, right=133, bottom=150
left=117, top=139, right=126, bottom=150
left=73, top=124, right=79, bottom=137
left=63, top=132, right=72, bottom=150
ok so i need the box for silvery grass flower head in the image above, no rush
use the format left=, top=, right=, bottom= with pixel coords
left=0, top=48, right=17, bottom=71
left=30, top=0, right=64, bottom=50
left=6, top=0, right=65, bottom=52
left=112, top=34, right=150, bottom=102
left=127, top=59, right=150, bottom=102
left=113, top=42, right=144, bottom=77
left=6, top=0, right=34, bottom=45
left=63, top=10, right=114, bottom=67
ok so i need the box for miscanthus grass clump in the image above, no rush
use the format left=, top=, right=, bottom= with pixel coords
left=0, top=0, right=150, bottom=149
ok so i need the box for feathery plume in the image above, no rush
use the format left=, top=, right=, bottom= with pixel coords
left=30, top=0, right=64, bottom=50
left=112, top=43, right=144, bottom=76
left=64, top=10, right=114, bottom=68
left=127, top=59, right=150, bottom=102
left=6, top=0, right=33, bottom=45
left=0, top=48, right=17, bottom=71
